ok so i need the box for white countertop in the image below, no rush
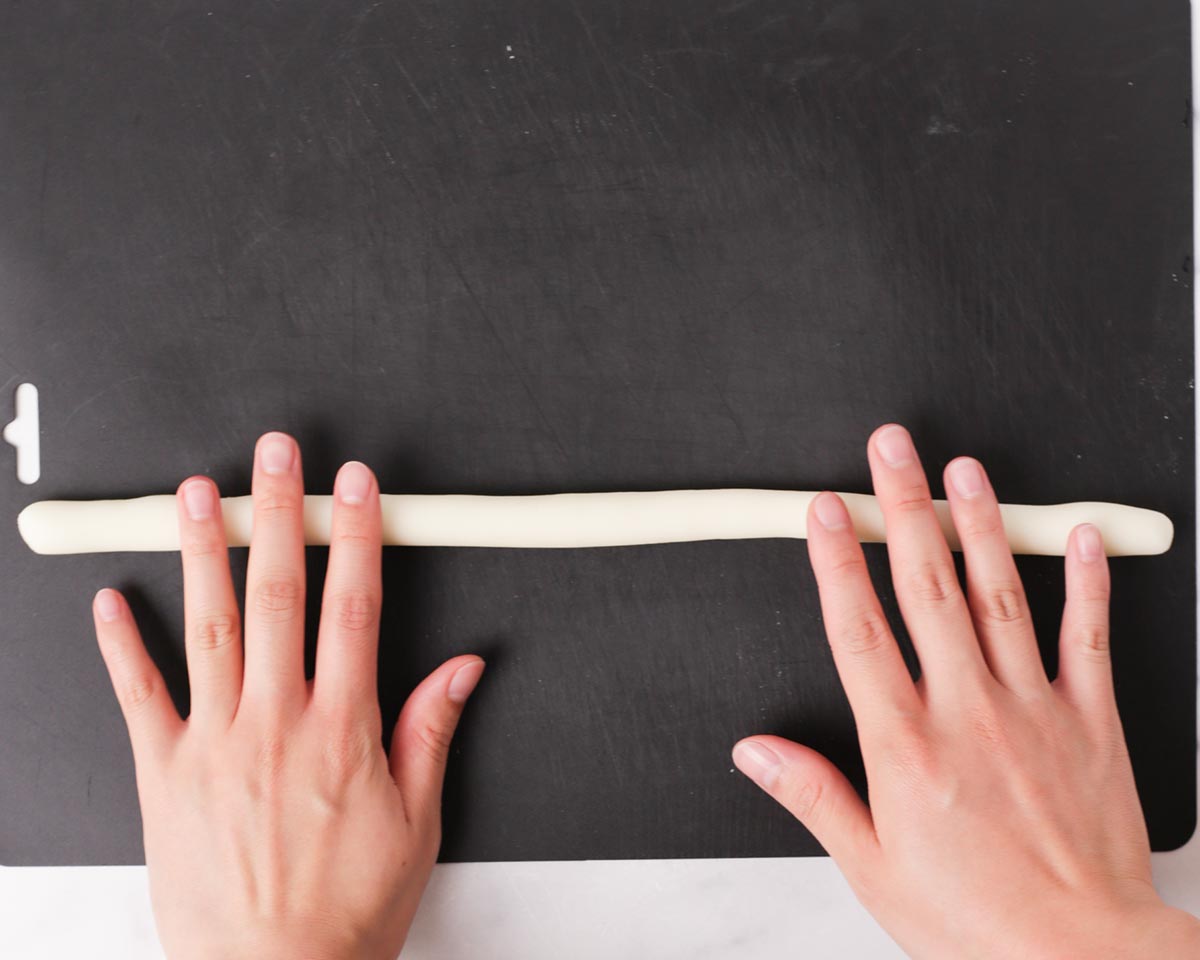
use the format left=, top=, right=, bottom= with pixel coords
left=5, top=10, right=1200, bottom=960
left=4, top=845, right=1200, bottom=959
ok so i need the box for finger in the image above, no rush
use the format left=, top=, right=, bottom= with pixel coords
left=944, top=458, right=1047, bottom=694
left=390, top=655, right=485, bottom=824
left=243, top=432, right=308, bottom=713
left=1055, top=524, right=1114, bottom=715
left=807, top=491, right=919, bottom=727
left=733, top=736, right=879, bottom=876
left=93, top=588, right=183, bottom=762
left=868, top=424, right=988, bottom=690
left=314, top=462, right=383, bottom=728
left=177, top=476, right=243, bottom=727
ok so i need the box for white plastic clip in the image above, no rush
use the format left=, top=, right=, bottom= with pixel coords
left=3, top=383, right=41, bottom=484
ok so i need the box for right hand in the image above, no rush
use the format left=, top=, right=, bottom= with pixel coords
left=734, top=424, right=1200, bottom=959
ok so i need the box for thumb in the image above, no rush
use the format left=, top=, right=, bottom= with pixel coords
left=390, top=655, right=485, bottom=821
left=733, top=736, right=878, bottom=872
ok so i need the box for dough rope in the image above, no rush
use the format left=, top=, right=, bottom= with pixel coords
left=16, top=490, right=1173, bottom=557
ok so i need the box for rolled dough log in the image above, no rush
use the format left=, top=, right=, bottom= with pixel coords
left=16, top=490, right=1173, bottom=557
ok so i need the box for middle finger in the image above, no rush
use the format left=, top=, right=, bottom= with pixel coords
left=867, top=424, right=989, bottom=692
left=243, top=431, right=308, bottom=714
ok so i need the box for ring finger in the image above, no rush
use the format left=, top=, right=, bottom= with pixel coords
left=944, top=457, right=1046, bottom=694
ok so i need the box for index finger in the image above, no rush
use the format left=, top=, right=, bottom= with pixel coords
left=313, top=461, right=383, bottom=729
left=807, top=491, right=920, bottom=726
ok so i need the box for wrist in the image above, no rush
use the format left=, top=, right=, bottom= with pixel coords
left=1067, top=898, right=1200, bottom=960
left=1015, top=892, right=1200, bottom=960
left=178, top=925, right=382, bottom=960
left=1123, top=902, right=1200, bottom=959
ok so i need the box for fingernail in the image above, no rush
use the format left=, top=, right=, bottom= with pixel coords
left=813, top=491, right=849, bottom=531
left=875, top=425, right=914, bottom=468
left=447, top=659, right=485, bottom=703
left=948, top=459, right=985, bottom=499
left=182, top=479, right=215, bottom=521
left=259, top=433, right=295, bottom=475
left=337, top=461, right=372, bottom=505
left=95, top=588, right=122, bottom=622
left=1076, top=524, right=1104, bottom=563
left=733, top=740, right=782, bottom=790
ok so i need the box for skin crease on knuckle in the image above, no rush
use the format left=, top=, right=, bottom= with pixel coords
left=781, top=770, right=824, bottom=823
left=889, top=482, right=934, bottom=515
left=837, top=609, right=893, bottom=658
left=189, top=612, right=240, bottom=653
left=959, top=512, right=1006, bottom=542
left=1073, top=622, right=1112, bottom=659
left=825, top=546, right=868, bottom=579
left=960, top=699, right=1019, bottom=756
left=975, top=583, right=1025, bottom=626
left=413, top=718, right=455, bottom=765
left=121, top=672, right=159, bottom=711
left=181, top=534, right=227, bottom=560
left=253, top=489, right=303, bottom=517
left=318, top=719, right=380, bottom=787
left=252, top=574, right=304, bottom=623
left=328, top=587, right=380, bottom=636
left=905, top=559, right=960, bottom=607
left=251, top=733, right=291, bottom=798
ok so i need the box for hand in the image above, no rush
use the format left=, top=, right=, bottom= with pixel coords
left=91, top=431, right=484, bottom=960
left=734, top=424, right=1200, bottom=959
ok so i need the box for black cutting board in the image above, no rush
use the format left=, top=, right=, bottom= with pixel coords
left=0, top=0, right=1192, bottom=865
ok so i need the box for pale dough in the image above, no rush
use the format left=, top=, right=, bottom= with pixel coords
left=16, top=490, right=1173, bottom=557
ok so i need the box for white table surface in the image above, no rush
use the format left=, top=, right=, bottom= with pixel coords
left=5, top=11, right=1200, bottom=959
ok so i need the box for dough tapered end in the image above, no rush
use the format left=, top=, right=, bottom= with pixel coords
left=17, top=501, right=48, bottom=555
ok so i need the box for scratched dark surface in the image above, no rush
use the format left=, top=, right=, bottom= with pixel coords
left=0, top=0, right=1193, bottom=864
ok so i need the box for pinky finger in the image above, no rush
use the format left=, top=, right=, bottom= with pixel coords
left=1055, top=525, right=1114, bottom=716
left=93, top=588, right=183, bottom=762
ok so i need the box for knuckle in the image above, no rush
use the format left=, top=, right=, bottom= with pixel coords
left=189, top=612, right=240, bottom=653
left=413, top=720, right=454, bottom=764
left=826, top=551, right=866, bottom=579
left=333, top=525, right=377, bottom=548
left=182, top=533, right=226, bottom=560
left=252, top=574, right=303, bottom=622
left=837, top=611, right=893, bottom=658
left=959, top=511, right=1006, bottom=541
left=1074, top=623, right=1111, bottom=660
left=783, top=776, right=823, bottom=822
left=964, top=703, right=1011, bottom=750
left=255, top=490, right=302, bottom=518
left=120, top=674, right=158, bottom=709
left=978, top=584, right=1025, bottom=625
left=321, top=723, right=378, bottom=779
left=892, top=485, right=933, bottom=515
left=906, top=561, right=960, bottom=606
left=253, top=734, right=289, bottom=787
left=329, top=588, right=380, bottom=634
left=883, top=739, right=934, bottom=786
left=1074, top=581, right=1111, bottom=604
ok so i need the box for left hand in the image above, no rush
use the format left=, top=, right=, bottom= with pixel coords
left=92, top=431, right=484, bottom=960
